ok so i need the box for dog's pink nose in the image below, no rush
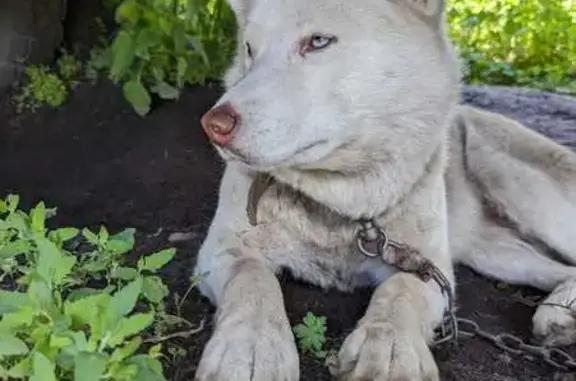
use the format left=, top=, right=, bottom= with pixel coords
left=201, top=103, right=239, bottom=146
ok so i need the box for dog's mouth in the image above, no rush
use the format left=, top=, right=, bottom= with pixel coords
left=217, top=139, right=332, bottom=169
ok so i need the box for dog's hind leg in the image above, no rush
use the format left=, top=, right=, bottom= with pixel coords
left=458, top=225, right=576, bottom=346
left=459, top=106, right=576, bottom=265
left=459, top=225, right=576, bottom=292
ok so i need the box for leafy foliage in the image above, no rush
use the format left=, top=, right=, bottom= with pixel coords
left=293, top=312, right=328, bottom=359
left=447, top=0, right=576, bottom=91
left=13, top=66, right=68, bottom=112
left=56, top=51, right=83, bottom=85
left=13, top=50, right=84, bottom=113
left=96, top=0, right=237, bottom=116
left=0, top=195, right=199, bottom=381
left=13, top=0, right=575, bottom=116
left=98, top=0, right=574, bottom=117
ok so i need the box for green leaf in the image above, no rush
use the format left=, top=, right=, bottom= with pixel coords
left=110, top=228, right=136, bottom=243
left=49, top=227, right=79, bottom=243
left=123, top=80, right=152, bottom=116
left=98, top=225, right=110, bottom=245
left=0, top=290, right=29, bottom=314
left=108, top=312, right=154, bottom=347
left=142, top=275, right=169, bottom=304
left=111, top=336, right=142, bottom=362
left=82, top=258, right=110, bottom=273
left=0, top=240, right=31, bottom=259
left=0, top=306, right=35, bottom=331
left=74, top=352, right=107, bottom=381
left=138, top=249, right=175, bottom=272
left=106, top=240, right=133, bottom=256
left=5, top=212, right=27, bottom=231
left=82, top=228, right=99, bottom=245
left=64, top=292, right=110, bottom=329
left=110, top=266, right=139, bottom=280
left=67, top=286, right=115, bottom=302
left=34, top=235, right=77, bottom=286
left=110, top=31, right=136, bottom=81
left=28, top=276, right=54, bottom=309
left=125, top=355, right=166, bottom=381
left=115, top=0, right=140, bottom=24
left=6, top=357, right=30, bottom=378
left=30, top=352, right=56, bottom=381
left=7, top=194, right=20, bottom=213
left=150, top=82, right=180, bottom=100
left=108, top=277, right=143, bottom=319
left=30, top=202, right=46, bottom=232
left=293, top=312, right=327, bottom=359
left=0, top=334, right=29, bottom=356
left=135, top=28, right=160, bottom=58
left=108, top=363, right=138, bottom=380
left=148, top=343, right=162, bottom=358
left=50, top=333, right=73, bottom=349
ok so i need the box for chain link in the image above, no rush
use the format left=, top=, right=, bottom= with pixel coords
left=355, top=218, right=576, bottom=372
left=453, top=317, right=576, bottom=370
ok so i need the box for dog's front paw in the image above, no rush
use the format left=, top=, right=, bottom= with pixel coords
left=194, top=315, right=299, bottom=381
left=329, top=319, right=439, bottom=381
left=532, top=279, right=576, bottom=347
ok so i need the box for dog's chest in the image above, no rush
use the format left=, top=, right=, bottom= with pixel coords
left=239, top=182, right=397, bottom=290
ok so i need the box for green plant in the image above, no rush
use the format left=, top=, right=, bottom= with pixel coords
left=448, top=0, right=576, bottom=91
left=101, top=0, right=237, bottom=116
left=56, top=51, right=83, bottom=85
left=12, top=48, right=87, bottom=113
left=293, top=312, right=328, bottom=359
left=0, top=194, right=200, bottom=380
left=14, top=66, right=68, bottom=112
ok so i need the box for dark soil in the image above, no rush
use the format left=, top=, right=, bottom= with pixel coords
left=2, top=78, right=576, bottom=381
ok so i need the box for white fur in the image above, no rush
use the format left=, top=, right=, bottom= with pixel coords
left=193, top=0, right=576, bottom=380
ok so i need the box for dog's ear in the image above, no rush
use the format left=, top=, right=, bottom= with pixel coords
left=226, top=0, right=253, bottom=25
left=391, top=0, right=445, bottom=18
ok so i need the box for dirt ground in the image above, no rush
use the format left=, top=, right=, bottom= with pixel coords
left=1, top=77, right=576, bottom=380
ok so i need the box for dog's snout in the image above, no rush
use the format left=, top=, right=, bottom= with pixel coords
left=201, top=102, right=240, bottom=146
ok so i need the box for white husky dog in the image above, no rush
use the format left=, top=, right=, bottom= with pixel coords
left=192, top=0, right=576, bottom=379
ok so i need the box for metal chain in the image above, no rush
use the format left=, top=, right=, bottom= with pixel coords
left=454, top=318, right=576, bottom=370
left=355, top=218, right=576, bottom=372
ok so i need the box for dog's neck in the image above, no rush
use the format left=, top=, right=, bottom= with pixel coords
left=246, top=144, right=446, bottom=226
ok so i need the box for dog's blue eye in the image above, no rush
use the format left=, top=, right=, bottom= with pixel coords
left=310, top=35, right=332, bottom=49
left=309, top=35, right=335, bottom=50
left=301, top=34, right=337, bottom=55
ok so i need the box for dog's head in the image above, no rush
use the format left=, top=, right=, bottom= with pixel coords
left=201, top=0, right=461, bottom=173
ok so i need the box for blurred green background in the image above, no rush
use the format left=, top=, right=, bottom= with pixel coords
left=12, top=0, right=576, bottom=115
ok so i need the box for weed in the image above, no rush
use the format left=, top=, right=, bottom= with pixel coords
left=56, top=51, right=82, bottom=85
left=293, top=312, right=328, bottom=360
left=0, top=194, right=202, bottom=381
left=13, top=66, right=68, bottom=112
left=100, top=0, right=237, bottom=116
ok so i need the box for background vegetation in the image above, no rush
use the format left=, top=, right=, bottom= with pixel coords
left=448, top=0, right=576, bottom=92
left=14, top=0, right=576, bottom=115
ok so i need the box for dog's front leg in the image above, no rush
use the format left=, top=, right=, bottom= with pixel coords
left=330, top=178, right=453, bottom=381
left=194, top=251, right=299, bottom=381
left=333, top=273, right=442, bottom=381
left=331, top=271, right=447, bottom=381
left=193, top=166, right=299, bottom=381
